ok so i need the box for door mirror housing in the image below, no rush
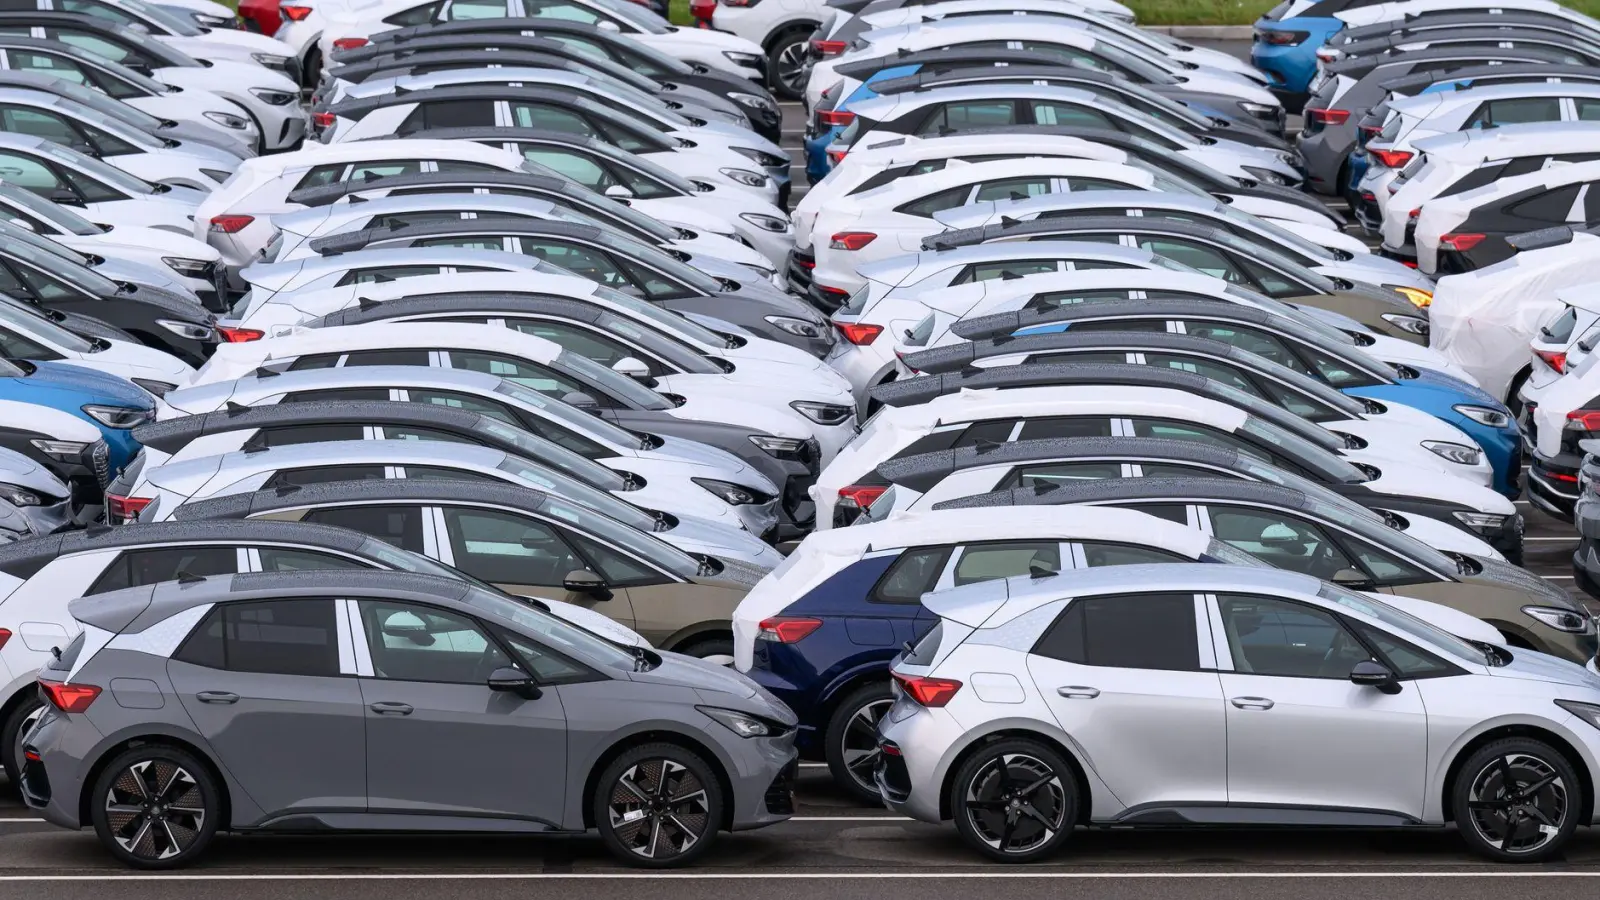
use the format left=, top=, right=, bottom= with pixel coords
left=560, top=390, right=601, bottom=413
left=1349, top=659, right=1401, bottom=695
left=596, top=18, right=621, bottom=31
left=7, top=218, right=34, bottom=232
left=47, top=189, right=83, bottom=207
left=603, top=184, right=634, bottom=200
left=611, top=356, right=650, bottom=379
left=379, top=611, right=434, bottom=646
left=1332, top=568, right=1373, bottom=588
left=563, top=568, right=612, bottom=600
left=487, top=666, right=542, bottom=700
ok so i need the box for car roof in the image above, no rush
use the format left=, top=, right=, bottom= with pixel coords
left=946, top=474, right=1320, bottom=513
left=847, top=82, right=1114, bottom=118
left=148, top=439, right=509, bottom=488
left=1332, top=43, right=1573, bottom=77
left=1412, top=120, right=1600, bottom=158
left=870, top=239, right=1165, bottom=273
left=1390, top=72, right=1600, bottom=115
left=198, top=321, right=564, bottom=373
left=0, top=518, right=378, bottom=580
left=131, top=399, right=495, bottom=453
left=329, top=83, right=631, bottom=117
left=169, top=477, right=553, bottom=523
left=286, top=168, right=609, bottom=207
left=162, top=364, right=506, bottom=410
left=309, top=291, right=616, bottom=330
left=793, top=503, right=1217, bottom=558
left=833, top=47, right=1092, bottom=79
left=949, top=296, right=1297, bottom=340
left=926, top=214, right=1264, bottom=253
left=308, top=217, right=606, bottom=256
left=877, top=435, right=1256, bottom=490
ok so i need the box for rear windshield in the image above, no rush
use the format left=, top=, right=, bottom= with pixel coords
left=1542, top=307, right=1579, bottom=344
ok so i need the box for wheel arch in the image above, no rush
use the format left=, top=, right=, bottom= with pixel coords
left=78, top=732, right=234, bottom=832
left=579, top=726, right=738, bottom=831
left=763, top=20, right=820, bottom=53
left=656, top=621, right=734, bottom=655
left=935, top=723, right=1095, bottom=825
left=1438, top=721, right=1596, bottom=825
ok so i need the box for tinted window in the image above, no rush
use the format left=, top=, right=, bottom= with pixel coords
left=302, top=505, right=425, bottom=552
left=1122, top=502, right=1190, bottom=523
left=442, top=507, right=582, bottom=586
left=1465, top=96, right=1561, bottom=128
left=1003, top=461, right=1122, bottom=489
left=1351, top=621, right=1452, bottom=677
left=256, top=424, right=366, bottom=446
left=1208, top=507, right=1357, bottom=581
left=1018, top=417, right=1115, bottom=440
left=265, top=465, right=387, bottom=488
left=567, top=531, right=662, bottom=586
left=281, top=388, right=392, bottom=403
left=340, top=349, right=433, bottom=367
left=182, top=599, right=341, bottom=677
left=952, top=540, right=1060, bottom=585
left=897, top=185, right=972, bottom=217
left=1507, top=184, right=1581, bottom=224
left=256, top=547, right=372, bottom=572
left=1032, top=101, right=1113, bottom=128
left=1033, top=592, right=1198, bottom=670
left=87, top=546, right=237, bottom=594
left=0, top=326, right=59, bottom=360
left=1217, top=593, right=1369, bottom=678
left=917, top=100, right=1019, bottom=135
left=1079, top=542, right=1187, bottom=566
left=972, top=177, right=1052, bottom=203
left=358, top=600, right=511, bottom=684
left=446, top=352, right=591, bottom=399
left=874, top=546, right=951, bottom=603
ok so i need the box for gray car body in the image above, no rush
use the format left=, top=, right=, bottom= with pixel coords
left=23, top=569, right=796, bottom=834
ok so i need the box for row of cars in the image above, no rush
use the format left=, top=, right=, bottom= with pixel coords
left=2, top=0, right=1600, bottom=875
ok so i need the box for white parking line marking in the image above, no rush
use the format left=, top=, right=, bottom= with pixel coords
left=3, top=872, right=1600, bottom=881
left=1526, top=536, right=1580, bottom=541
left=1543, top=575, right=1576, bottom=580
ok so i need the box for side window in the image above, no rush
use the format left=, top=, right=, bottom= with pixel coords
left=972, top=177, right=1052, bottom=203
left=1135, top=237, right=1240, bottom=281
left=1079, top=541, right=1187, bottom=567
left=1031, top=101, right=1113, bottom=128
left=1032, top=592, right=1199, bottom=670
left=405, top=388, right=514, bottom=422
left=281, top=388, right=392, bottom=404
left=951, top=540, right=1061, bottom=585
left=1217, top=593, right=1370, bottom=678
left=508, top=320, right=642, bottom=370
left=403, top=466, right=498, bottom=482
left=568, top=531, right=664, bottom=586
left=1002, top=461, right=1122, bottom=490
left=0, top=326, right=60, bottom=360
left=1025, top=289, right=1135, bottom=309
left=302, top=504, right=425, bottom=552
left=335, top=265, right=448, bottom=286
left=1350, top=621, right=1452, bottom=677
left=256, top=547, right=372, bottom=572
left=384, top=0, right=444, bottom=24
left=0, top=151, right=67, bottom=192
left=1345, top=540, right=1432, bottom=585
left=444, top=0, right=508, bottom=18
left=495, top=628, right=590, bottom=682
left=175, top=599, right=340, bottom=677
left=1180, top=323, right=1312, bottom=375
left=338, top=348, right=433, bottom=367
left=358, top=600, right=512, bottom=684
left=1142, top=353, right=1262, bottom=395
left=1437, top=161, right=1509, bottom=197
left=953, top=419, right=1018, bottom=446
left=1017, top=417, right=1114, bottom=440
left=873, top=546, right=951, bottom=603
left=510, top=103, right=599, bottom=136
left=293, top=164, right=346, bottom=191
left=1575, top=97, right=1600, bottom=122
left=0, top=107, right=85, bottom=147
left=255, top=424, right=366, bottom=446
left=523, top=0, right=603, bottom=22
left=87, top=546, right=238, bottom=594
left=1207, top=507, right=1359, bottom=581
left=523, top=149, right=608, bottom=187
left=950, top=259, right=1061, bottom=284
left=1128, top=418, right=1268, bottom=461
left=53, top=32, right=137, bottom=65
left=414, top=236, right=507, bottom=252
left=1507, top=184, right=1583, bottom=224
left=1120, top=502, right=1190, bottom=524
left=519, top=240, right=629, bottom=286
left=896, top=185, right=974, bottom=217
left=443, top=507, right=585, bottom=585
left=916, top=100, right=1019, bottom=135
left=446, top=351, right=591, bottom=399
left=1466, top=96, right=1562, bottom=128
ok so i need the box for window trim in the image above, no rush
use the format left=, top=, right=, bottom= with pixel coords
left=174, top=597, right=349, bottom=679
left=351, top=596, right=528, bottom=687
left=1206, top=591, right=1441, bottom=681
left=869, top=545, right=954, bottom=605
left=1030, top=590, right=1209, bottom=672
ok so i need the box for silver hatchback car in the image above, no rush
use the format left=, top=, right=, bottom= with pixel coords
left=21, top=570, right=798, bottom=869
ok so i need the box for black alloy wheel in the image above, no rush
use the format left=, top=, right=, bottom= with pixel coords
left=952, top=738, right=1076, bottom=862
left=1454, top=737, right=1580, bottom=862
left=90, top=746, right=220, bottom=868
left=824, top=681, right=893, bottom=803
left=595, top=742, right=723, bottom=867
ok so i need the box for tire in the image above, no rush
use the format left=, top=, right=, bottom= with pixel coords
left=766, top=27, right=811, bottom=100
left=951, top=738, right=1077, bottom=863
left=0, top=695, right=43, bottom=790
left=593, top=742, right=724, bottom=868
left=823, top=681, right=893, bottom=804
left=1452, top=737, right=1582, bottom=863
left=676, top=637, right=734, bottom=667
left=89, top=744, right=221, bottom=869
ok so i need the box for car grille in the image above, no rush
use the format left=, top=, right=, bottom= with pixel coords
left=764, top=760, right=797, bottom=815
left=89, top=441, right=110, bottom=488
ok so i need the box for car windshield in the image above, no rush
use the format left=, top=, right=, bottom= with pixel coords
left=593, top=230, right=724, bottom=294
left=592, top=0, right=672, bottom=33
left=1305, top=495, right=1456, bottom=574
left=0, top=233, right=116, bottom=295
left=589, top=311, right=718, bottom=374
left=1208, top=380, right=1344, bottom=450
left=1217, top=203, right=1335, bottom=262
left=554, top=348, right=672, bottom=410
left=33, top=76, right=167, bottom=133
left=541, top=492, right=698, bottom=578
left=0, top=219, right=89, bottom=265
left=462, top=581, right=643, bottom=669
left=38, top=141, right=156, bottom=194
left=513, top=161, right=679, bottom=242
left=496, top=453, right=660, bottom=531
left=1241, top=417, right=1367, bottom=482
left=122, top=0, right=205, bottom=35
left=0, top=296, right=93, bottom=350
left=1317, top=580, right=1489, bottom=665
left=0, top=182, right=99, bottom=234
left=91, top=23, right=200, bottom=65
left=493, top=378, right=645, bottom=447
left=590, top=283, right=727, bottom=348
left=51, top=42, right=169, bottom=94
left=474, top=415, right=625, bottom=489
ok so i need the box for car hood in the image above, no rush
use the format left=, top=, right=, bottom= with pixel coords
left=155, top=59, right=297, bottom=93
left=626, top=651, right=760, bottom=698
left=648, top=434, right=753, bottom=471
left=89, top=255, right=192, bottom=295
left=74, top=224, right=220, bottom=261
left=621, top=454, right=768, bottom=494
left=683, top=120, right=787, bottom=159
left=1362, top=461, right=1516, bottom=512
left=162, top=120, right=255, bottom=159
left=656, top=366, right=852, bottom=407
left=27, top=359, right=157, bottom=408
left=540, top=597, right=650, bottom=647
left=1486, top=647, right=1600, bottom=689
left=650, top=25, right=765, bottom=59
left=662, top=388, right=819, bottom=440
left=656, top=515, right=785, bottom=568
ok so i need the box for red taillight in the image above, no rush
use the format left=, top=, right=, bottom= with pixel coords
left=893, top=672, right=962, bottom=707
left=1307, top=108, right=1350, bottom=125
left=816, top=109, right=855, bottom=128
left=1537, top=348, right=1568, bottom=374
left=835, top=322, right=882, bottom=345
left=38, top=679, right=100, bottom=714
left=1359, top=191, right=1376, bottom=203
left=817, top=284, right=851, bottom=306
left=1440, top=232, right=1486, bottom=252
left=830, top=231, right=876, bottom=251
left=689, top=0, right=715, bottom=19
left=312, top=111, right=336, bottom=128
left=216, top=325, right=265, bottom=343
left=106, top=493, right=152, bottom=522
left=1567, top=409, right=1600, bottom=431
left=208, top=214, right=255, bottom=234
left=280, top=4, right=311, bottom=19
left=332, top=37, right=367, bottom=50
left=756, top=616, right=822, bottom=643
left=1407, top=208, right=1420, bottom=221
left=810, top=39, right=847, bottom=57
left=1370, top=149, right=1413, bottom=168
left=794, top=257, right=815, bottom=270
left=1359, top=124, right=1381, bottom=138
left=826, top=149, right=847, bottom=165
left=837, top=483, right=887, bottom=509
left=0, top=628, right=9, bottom=650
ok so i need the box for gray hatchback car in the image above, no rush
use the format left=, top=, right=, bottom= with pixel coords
left=20, top=570, right=798, bottom=869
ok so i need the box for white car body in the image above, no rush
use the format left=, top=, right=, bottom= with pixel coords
left=1524, top=284, right=1600, bottom=400
left=139, top=58, right=305, bottom=153
left=1413, top=159, right=1600, bottom=276
left=1524, top=344, right=1600, bottom=458
left=0, top=301, right=193, bottom=391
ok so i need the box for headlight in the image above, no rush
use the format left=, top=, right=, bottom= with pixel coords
left=1277, top=151, right=1301, bottom=167
left=731, top=147, right=785, bottom=168
left=692, top=477, right=766, bottom=505
left=1380, top=313, right=1428, bottom=336
left=202, top=110, right=250, bottom=130
left=1238, top=100, right=1279, bottom=117
left=740, top=212, right=788, bottom=233
left=131, top=378, right=177, bottom=397
left=1453, top=404, right=1512, bottom=428
left=697, top=705, right=776, bottom=738
left=248, top=87, right=296, bottom=106
left=193, top=11, right=236, bottom=26
left=157, top=319, right=215, bottom=341
left=723, top=51, right=763, bottom=66
left=1389, top=285, right=1432, bottom=308
left=1451, top=510, right=1509, bottom=533
left=250, top=53, right=293, bottom=72
left=163, top=256, right=213, bottom=275
left=749, top=434, right=807, bottom=458
left=790, top=400, right=852, bottom=426
left=1524, top=606, right=1594, bottom=634
left=1556, top=699, right=1600, bottom=730
left=0, top=483, right=41, bottom=506
left=1240, top=165, right=1287, bottom=185
left=764, top=315, right=826, bottom=339
left=727, top=91, right=777, bottom=114
left=29, top=439, right=88, bottom=460
left=718, top=167, right=767, bottom=187
left=81, top=404, right=154, bottom=429
left=1422, top=440, right=1481, bottom=466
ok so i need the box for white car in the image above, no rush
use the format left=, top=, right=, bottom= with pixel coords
left=29, top=0, right=299, bottom=78
left=192, top=138, right=533, bottom=280
left=1523, top=284, right=1600, bottom=405
left=189, top=321, right=861, bottom=462
left=806, top=17, right=1278, bottom=111
left=1413, top=159, right=1600, bottom=276
left=0, top=133, right=204, bottom=234
left=314, top=0, right=768, bottom=83
left=694, top=0, right=829, bottom=98
left=812, top=383, right=1519, bottom=531
left=150, top=0, right=238, bottom=29
left=234, top=245, right=579, bottom=311
left=1380, top=122, right=1600, bottom=260
left=0, top=299, right=193, bottom=394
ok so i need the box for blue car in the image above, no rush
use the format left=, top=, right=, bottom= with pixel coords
left=3, top=359, right=153, bottom=474
left=803, top=64, right=919, bottom=183
left=1252, top=0, right=1350, bottom=111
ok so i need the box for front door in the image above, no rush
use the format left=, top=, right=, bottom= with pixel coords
left=353, top=599, right=569, bottom=824
left=1213, top=592, right=1429, bottom=818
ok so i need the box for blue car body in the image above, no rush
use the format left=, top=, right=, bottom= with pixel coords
left=804, top=64, right=920, bottom=183
left=1251, top=16, right=1345, bottom=108
left=4, top=361, right=153, bottom=474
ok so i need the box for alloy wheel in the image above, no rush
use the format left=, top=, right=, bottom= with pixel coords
left=103, top=759, right=207, bottom=861
left=1466, top=752, right=1570, bottom=855
left=838, top=698, right=892, bottom=795
left=607, top=758, right=712, bottom=861
left=962, top=753, right=1067, bottom=855
left=774, top=40, right=809, bottom=96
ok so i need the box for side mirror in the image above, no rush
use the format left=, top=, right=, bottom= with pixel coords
left=596, top=18, right=621, bottom=31
left=603, top=184, right=634, bottom=200
left=1349, top=659, right=1401, bottom=695
left=1332, top=568, right=1373, bottom=588
left=379, top=611, right=434, bottom=646
left=611, top=356, right=650, bottom=379
left=563, top=568, right=613, bottom=600
left=560, top=390, right=601, bottom=414
left=7, top=218, right=34, bottom=232
left=47, top=189, right=83, bottom=207
left=126, top=21, right=150, bottom=33
left=487, top=665, right=542, bottom=700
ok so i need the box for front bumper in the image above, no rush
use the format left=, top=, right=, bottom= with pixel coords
left=1530, top=451, right=1581, bottom=523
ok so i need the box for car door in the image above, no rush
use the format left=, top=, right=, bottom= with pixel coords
left=351, top=598, right=569, bottom=823
left=1211, top=592, right=1428, bottom=818
left=1026, top=591, right=1228, bottom=809
left=1199, top=504, right=1367, bottom=583
left=167, top=598, right=367, bottom=818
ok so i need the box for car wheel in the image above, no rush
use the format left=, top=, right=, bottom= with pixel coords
left=89, top=745, right=221, bottom=869
left=1453, top=737, right=1581, bottom=862
left=677, top=637, right=734, bottom=667
left=594, top=742, right=724, bottom=868
left=0, top=695, right=43, bottom=790
left=951, top=738, right=1076, bottom=863
left=824, top=681, right=893, bottom=804
left=767, top=28, right=811, bottom=100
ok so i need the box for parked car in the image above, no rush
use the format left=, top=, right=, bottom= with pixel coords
left=1413, top=160, right=1600, bottom=276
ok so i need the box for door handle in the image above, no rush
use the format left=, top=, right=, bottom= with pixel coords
left=1057, top=686, right=1100, bottom=699
left=369, top=701, right=413, bottom=716
left=195, top=691, right=238, bottom=704
left=1230, top=696, right=1275, bottom=710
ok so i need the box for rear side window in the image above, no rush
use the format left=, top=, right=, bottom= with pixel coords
left=174, top=599, right=340, bottom=677
left=1032, top=592, right=1199, bottom=670
left=901, top=620, right=943, bottom=666
left=88, top=547, right=238, bottom=594
left=1465, top=97, right=1561, bottom=128
left=303, top=505, right=426, bottom=552
left=874, top=546, right=951, bottom=603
